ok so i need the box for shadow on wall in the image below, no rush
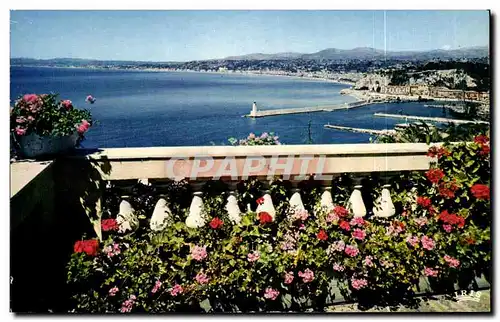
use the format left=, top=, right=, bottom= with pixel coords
left=10, top=152, right=111, bottom=313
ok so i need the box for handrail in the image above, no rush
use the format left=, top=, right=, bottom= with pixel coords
left=69, top=142, right=440, bottom=160
left=60, top=142, right=445, bottom=181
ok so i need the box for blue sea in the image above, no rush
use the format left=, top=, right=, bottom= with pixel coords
left=10, top=67, right=455, bottom=148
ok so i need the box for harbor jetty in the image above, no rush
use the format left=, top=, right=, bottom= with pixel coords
left=246, top=100, right=372, bottom=118
left=324, top=124, right=396, bottom=135
left=373, top=113, right=489, bottom=125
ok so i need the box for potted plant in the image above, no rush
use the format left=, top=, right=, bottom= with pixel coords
left=10, top=93, right=93, bottom=158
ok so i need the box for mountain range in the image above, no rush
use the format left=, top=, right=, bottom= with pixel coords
left=222, top=46, right=489, bottom=61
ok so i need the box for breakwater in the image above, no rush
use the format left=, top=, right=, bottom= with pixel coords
left=324, top=124, right=396, bottom=135
left=246, top=100, right=372, bottom=118
left=373, top=113, right=489, bottom=125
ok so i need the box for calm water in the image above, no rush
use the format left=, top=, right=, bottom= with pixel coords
left=10, top=67, right=454, bottom=148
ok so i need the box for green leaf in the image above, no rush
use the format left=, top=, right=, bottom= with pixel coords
left=199, top=298, right=212, bottom=312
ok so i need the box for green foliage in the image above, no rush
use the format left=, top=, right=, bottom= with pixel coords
left=228, top=132, right=281, bottom=146
left=374, top=121, right=489, bottom=144
left=10, top=93, right=93, bottom=138
left=67, top=136, right=490, bottom=313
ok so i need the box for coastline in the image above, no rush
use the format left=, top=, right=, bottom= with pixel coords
left=10, top=64, right=356, bottom=87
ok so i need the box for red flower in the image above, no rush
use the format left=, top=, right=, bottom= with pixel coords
left=427, top=146, right=450, bottom=158
left=474, top=135, right=489, bottom=145
left=317, top=229, right=328, bottom=241
left=256, top=197, right=265, bottom=205
left=471, top=184, right=490, bottom=200
left=334, top=206, right=349, bottom=217
left=480, top=144, right=490, bottom=156
left=465, top=238, right=476, bottom=245
left=209, top=217, right=224, bottom=229
left=425, top=169, right=445, bottom=184
left=258, top=212, right=273, bottom=225
left=394, top=220, right=405, bottom=231
left=74, top=241, right=84, bottom=253
left=101, top=219, right=118, bottom=232
left=438, top=210, right=465, bottom=228
left=339, top=220, right=351, bottom=231
left=439, top=187, right=455, bottom=199
left=416, top=196, right=432, bottom=208
left=74, top=239, right=99, bottom=256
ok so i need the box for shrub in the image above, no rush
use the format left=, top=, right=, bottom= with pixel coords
left=228, top=132, right=281, bottom=146
left=10, top=93, right=93, bottom=143
left=67, top=136, right=490, bottom=313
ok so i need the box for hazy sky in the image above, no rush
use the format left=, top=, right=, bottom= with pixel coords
left=10, top=10, right=490, bottom=62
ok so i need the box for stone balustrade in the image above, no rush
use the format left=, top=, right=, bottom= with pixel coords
left=11, top=142, right=442, bottom=235
left=11, top=142, right=440, bottom=230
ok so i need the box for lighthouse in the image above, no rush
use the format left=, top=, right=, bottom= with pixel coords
left=250, top=102, right=258, bottom=117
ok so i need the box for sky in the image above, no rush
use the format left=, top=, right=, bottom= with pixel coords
left=10, top=10, right=490, bottom=62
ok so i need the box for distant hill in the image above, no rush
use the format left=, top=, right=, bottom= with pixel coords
left=10, top=46, right=488, bottom=67
left=10, top=57, right=183, bottom=66
left=222, top=46, right=489, bottom=61
left=223, top=52, right=305, bottom=60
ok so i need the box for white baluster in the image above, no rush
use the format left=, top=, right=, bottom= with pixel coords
left=289, top=190, right=305, bottom=211
left=186, top=192, right=206, bottom=228
left=373, top=185, right=396, bottom=218
left=256, top=193, right=276, bottom=220
left=116, top=198, right=139, bottom=233
left=320, top=187, right=334, bottom=212
left=226, top=192, right=242, bottom=224
left=348, top=185, right=366, bottom=217
left=150, top=198, right=172, bottom=231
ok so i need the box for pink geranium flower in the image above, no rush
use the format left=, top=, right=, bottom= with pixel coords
left=444, top=255, right=460, bottom=268
left=195, top=272, right=210, bottom=284
left=263, top=288, right=280, bottom=300
left=352, top=228, right=366, bottom=240
left=350, top=217, right=365, bottom=227
left=421, top=236, right=436, bottom=250
left=293, top=209, right=309, bottom=221
left=108, top=286, right=119, bottom=296
left=284, top=271, right=294, bottom=284
left=151, top=280, right=162, bottom=294
left=443, top=224, right=453, bottom=232
left=331, top=240, right=345, bottom=252
left=120, top=294, right=136, bottom=313
left=351, top=278, right=368, bottom=290
left=406, top=235, right=419, bottom=247
left=363, top=256, right=374, bottom=267
left=191, top=245, right=208, bottom=261
left=326, top=211, right=339, bottom=223
left=77, top=119, right=91, bottom=134
left=61, top=99, right=73, bottom=110
left=15, top=126, right=26, bottom=136
left=333, top=263, right=345, bottom=271
left=415, top=217, right=428, bottom=227
left=424, top=267, right=439, bottom=277
left=23, top=94, right=38, bottom=103
left=247, top=251, right=260, bottom=262
left=344, top=245, right=359, bottom=257
left=170, top=284, right=184, bottom=296
left=298, top=269, right=315, bottom=283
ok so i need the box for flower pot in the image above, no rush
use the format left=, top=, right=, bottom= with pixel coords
left=16, top=132, right=79, bottom=158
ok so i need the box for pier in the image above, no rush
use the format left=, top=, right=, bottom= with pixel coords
left=373, top=113, right=489, bottom=125
left=246, top=100, right=372, bottom=118
left=324, top=124, right=396, bottom=135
